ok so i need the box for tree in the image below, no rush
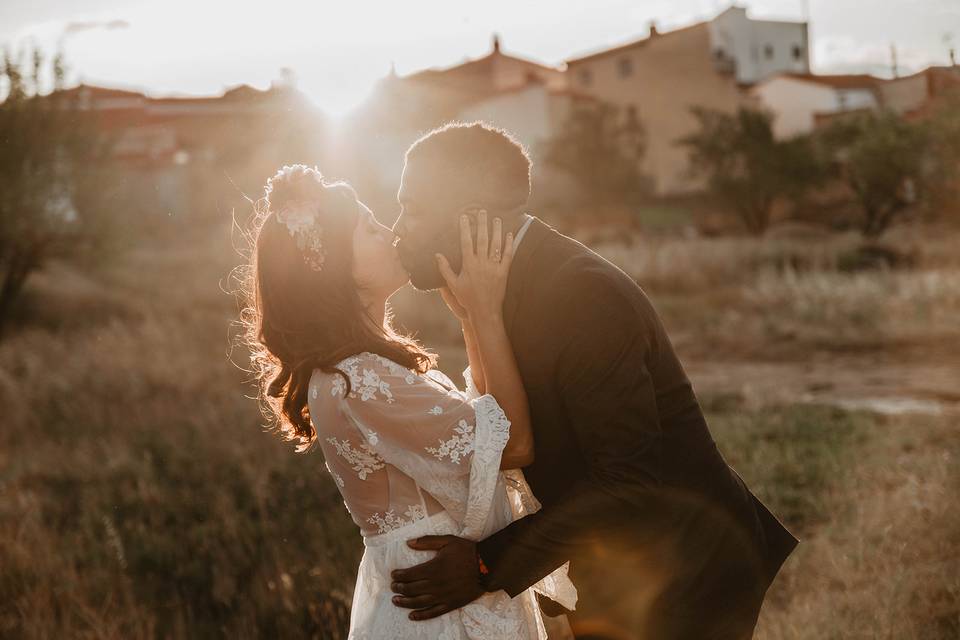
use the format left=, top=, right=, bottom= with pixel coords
left=924, top=91, right=960, bottom=221
left=542, top=102, right=651, bottom=207
left=681, top=106, right=826, bottom=235
left=818, top=110, right=930, bottom=238
left=0, top=46, right=107, bottom=336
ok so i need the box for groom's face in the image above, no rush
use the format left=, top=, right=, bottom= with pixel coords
left=393, top=159, right=466, bottom=291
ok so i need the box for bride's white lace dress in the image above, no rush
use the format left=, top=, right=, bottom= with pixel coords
left=307, top=351, right=577, bottom=639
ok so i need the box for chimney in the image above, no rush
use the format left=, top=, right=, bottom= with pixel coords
left=951, top=48, right=957, bottom=67
left=890, top=43, right=899, bottom=78
left=492, top=34, right=501, bottom=53
left=649, top=21, right=659, bottom=37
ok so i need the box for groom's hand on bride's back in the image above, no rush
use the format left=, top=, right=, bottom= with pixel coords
left=390, top=535, right=485, bottom=620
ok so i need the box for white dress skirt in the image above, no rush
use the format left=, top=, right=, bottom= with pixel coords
left=349, top=471, right=577, bottom=640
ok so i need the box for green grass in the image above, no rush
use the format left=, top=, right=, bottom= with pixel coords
left=707, top=403, right=870, bottom=535
left=705, top=402, right=959, bottom=640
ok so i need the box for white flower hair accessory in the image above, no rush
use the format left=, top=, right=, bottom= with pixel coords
left=275, top=200, right=327, bottom=271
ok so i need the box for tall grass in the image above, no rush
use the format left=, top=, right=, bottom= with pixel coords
left=725, top=408, right=960, bottom=640
left=0, top=227, right=360, bottom=639
left=0, top=220, right=956, bottom=638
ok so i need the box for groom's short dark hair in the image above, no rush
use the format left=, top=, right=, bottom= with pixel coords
left=404, top=121, right=532, bottom=211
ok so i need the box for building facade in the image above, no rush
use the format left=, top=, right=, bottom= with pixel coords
left=565, top=6, right=810, bottom=195
left=877, top=66, right=960, bottom=118
left=337, top=36, right=567, bottom=203
left=749, top=73, right=881, bottom=138
left=708, top=6, right=809, bottom=86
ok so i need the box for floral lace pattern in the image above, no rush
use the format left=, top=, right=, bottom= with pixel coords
left=425, top=419, right=476, bottom=464
left=373, top=353, right=417, bottom=384
left=336, top=352, right=417, bottom=403
left=366, top=504, right=427, bottom=534
left=305, top=352, right=575, bottom=639
left=461, top=394, right=513, bottom=538
left=325, top=436, right=385, bottom=480
left=324, top=462, right=346, bottom=488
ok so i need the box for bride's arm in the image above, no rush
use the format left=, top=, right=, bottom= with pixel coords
left=471, top=307, right=532, bottom=469
left=439, top=287, right=486, bottom=395
left=461, top=319, right=486, bottom=395
left=437, top=211, right=532, bottom=469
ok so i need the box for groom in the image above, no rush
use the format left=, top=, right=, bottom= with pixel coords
left=390, top=121, right=798, bottom=639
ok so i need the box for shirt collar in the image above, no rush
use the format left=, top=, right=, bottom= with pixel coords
left=512, top=213, right=534, bottom=250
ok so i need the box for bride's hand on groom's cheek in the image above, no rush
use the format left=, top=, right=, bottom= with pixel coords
left=435, top=210, right=514, bottom=323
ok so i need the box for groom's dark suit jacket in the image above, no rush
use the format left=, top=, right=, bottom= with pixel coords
left=476, top=217, right=798, bottom=633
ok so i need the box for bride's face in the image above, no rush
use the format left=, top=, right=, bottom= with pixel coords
left=351, top=201, right=409, bottom=299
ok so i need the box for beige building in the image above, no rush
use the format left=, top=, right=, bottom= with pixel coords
left=565, top=7, right=810, bottom=195
left=877, top=66, right=960, bottom=117
left=749, top=73, right=882, bottom=138
left=565, top=22, right=744, bottom=195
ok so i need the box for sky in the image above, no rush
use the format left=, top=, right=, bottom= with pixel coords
left=2, top=0, right=958, bottom=116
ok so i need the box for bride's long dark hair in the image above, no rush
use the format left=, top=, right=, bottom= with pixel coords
left=238, top=165, right=435, bottom=451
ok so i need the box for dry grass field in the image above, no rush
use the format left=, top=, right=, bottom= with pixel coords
left=1, top=218, right=957, bottom=639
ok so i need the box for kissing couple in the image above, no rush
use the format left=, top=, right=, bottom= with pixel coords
left=243, top=121, right=798, bottom=639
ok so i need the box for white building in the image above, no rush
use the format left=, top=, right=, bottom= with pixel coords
left=750, top=73, right=882, bottom=138
left=708, top=5, right=810, bottom=86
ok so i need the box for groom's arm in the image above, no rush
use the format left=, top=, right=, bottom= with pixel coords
left=390, top=264, right=667, bottom=619
left=477, top=265, right=665, bottom=597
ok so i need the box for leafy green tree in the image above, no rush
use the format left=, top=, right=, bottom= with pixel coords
left=818, top=110, right=930, bottom=238
left=542, top=102, right=651, bottom=206
left=681, top=106, right=827, bottom=235
left=0, top=46, right=108, bottom=336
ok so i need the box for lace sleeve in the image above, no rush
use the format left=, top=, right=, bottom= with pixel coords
left=336, top=352, right=511, bottom=536
left=463, top=365, right=482, bottom=401
left=501, top=469, right=579, bottom=611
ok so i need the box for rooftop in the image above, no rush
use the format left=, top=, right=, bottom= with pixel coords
left=774, top=73, right=883, bottom=89
left=566, top=22, right=703, bottom=66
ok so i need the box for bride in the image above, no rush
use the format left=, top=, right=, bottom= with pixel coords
left=242, top=164, right=576, bottom=639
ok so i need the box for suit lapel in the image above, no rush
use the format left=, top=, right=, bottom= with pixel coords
left=502, top=216, right=553, bottom=338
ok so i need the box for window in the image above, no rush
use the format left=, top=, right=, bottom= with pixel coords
left=791, top=44, right=803, bottom=61
left=618, top=57, right=633, bottom=78
left=764, top=44, right=774, bottom=60
left=579, top=69, right=593, bottom=87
